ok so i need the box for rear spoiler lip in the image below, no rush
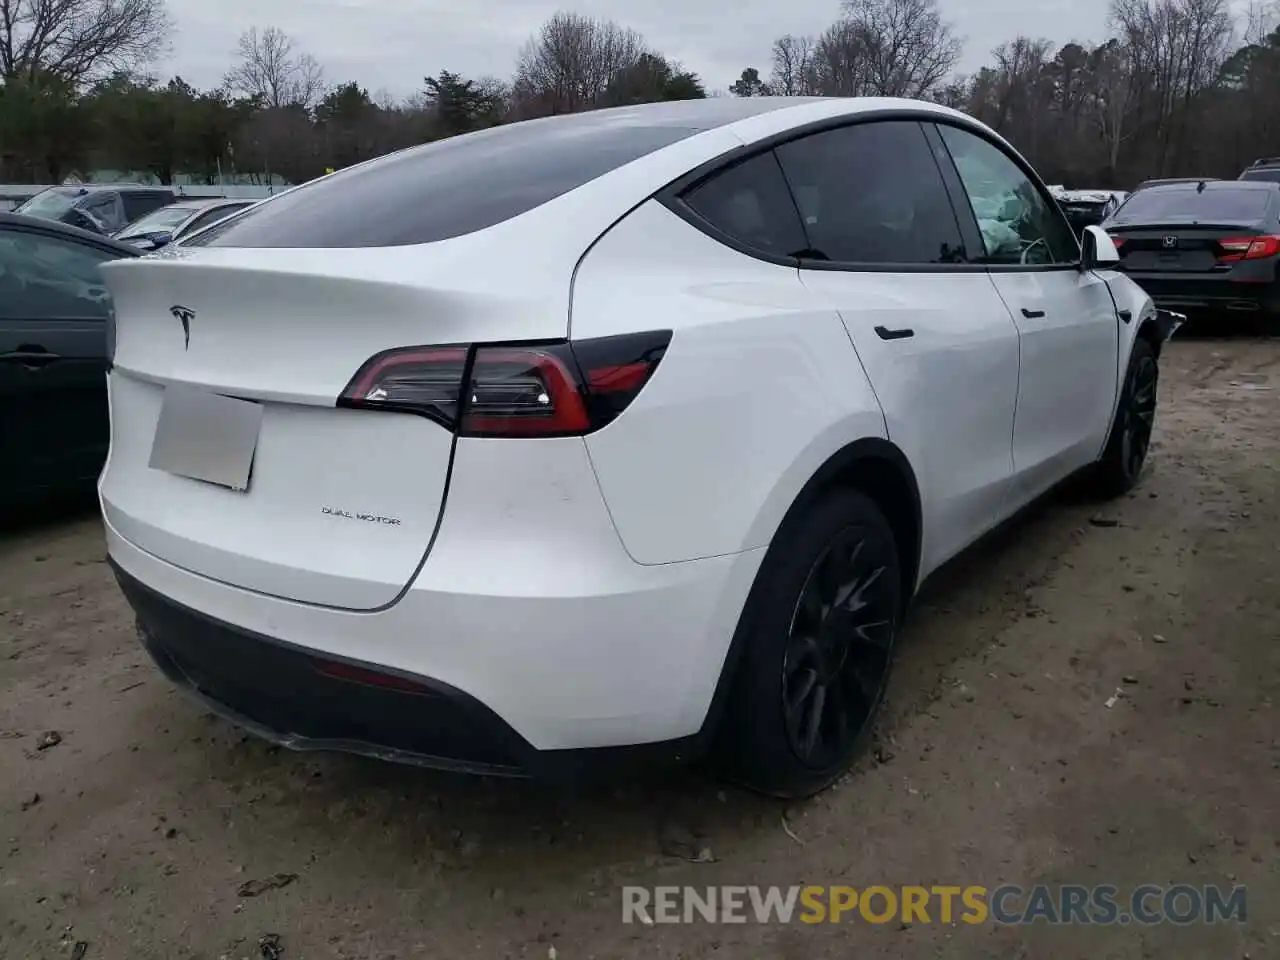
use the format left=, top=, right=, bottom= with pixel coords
left=1105, top=221, right=1271, bottom=234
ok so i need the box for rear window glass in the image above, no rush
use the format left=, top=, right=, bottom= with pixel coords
left=15, top=188, right=81, bottom=219
left=1111, top=186, right=1272, bottom=223
left=118, top=205, right=197, bottom=236
left=1239, top=167, right=1280, bottom=183
left=190, top=119, right=706, bottom=249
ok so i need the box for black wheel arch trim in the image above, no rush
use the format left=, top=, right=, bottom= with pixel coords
left=694, top=436, right=922, bottom=749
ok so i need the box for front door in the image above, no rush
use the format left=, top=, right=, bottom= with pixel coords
left=934, top=123, right=1121, bottom=503
left=774, top=119, right=1022, bottom=578
left=0, top=225, right=120, bottom=501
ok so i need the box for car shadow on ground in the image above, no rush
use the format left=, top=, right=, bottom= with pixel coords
left=0, top=488, right=100, bottom=537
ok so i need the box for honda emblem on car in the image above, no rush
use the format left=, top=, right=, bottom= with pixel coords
left=1162, top=236, right=1178, bottom=249
left=170, top=305, right=194, bottom=349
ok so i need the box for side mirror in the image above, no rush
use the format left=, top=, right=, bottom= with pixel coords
left=1082, top=224, right=1121, bottom=269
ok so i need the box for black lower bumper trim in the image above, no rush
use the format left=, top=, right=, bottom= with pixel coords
left=1123, top=276, right=1280, bottom=315
left=110, top=560, right=701, bottom=783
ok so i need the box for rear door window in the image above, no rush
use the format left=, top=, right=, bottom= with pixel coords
left=189, top=119, right=712, bottom=249
left=772, top=120, right=967, bottom=265
left=1109, top=186, right=1273, bottom=223
left=680, top=152, right=808, bottom=258
left=0, top=228, right=116, bottom=320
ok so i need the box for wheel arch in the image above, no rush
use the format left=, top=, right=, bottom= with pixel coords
left=772, top=437, right=923, bottom=605
left=694, top=435, right=923, bottom=749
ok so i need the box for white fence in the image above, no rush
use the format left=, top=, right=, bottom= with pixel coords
left=1, top=182, right=281, bottom=211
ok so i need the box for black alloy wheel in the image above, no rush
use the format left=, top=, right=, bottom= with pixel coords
left=717, top=489, right=903, bottom=798
left=1121, top=350, right=1158, bottom=482
left=781, top=524, right=897, bottom=770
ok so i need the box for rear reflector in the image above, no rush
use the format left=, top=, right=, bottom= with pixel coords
left=1216, top=235, right=1280, bottom=262
left=1108, top=235, right=1126, bottom=249
left=338, top=331, right=671, bottom=437
left=312, top=659, right=436, bottom=695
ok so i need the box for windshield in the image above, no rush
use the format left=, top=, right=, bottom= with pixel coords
left=14, top=188, right=82, bottom=220
left=1110, top=186, right=1272, bottom=224
left=116, top=205, right=197, bottom=238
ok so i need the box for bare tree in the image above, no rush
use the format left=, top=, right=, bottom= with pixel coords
left=224, top=26, right=325, bottom=109
left=1089, top=39, right=1141, bottom=174
left=0, top=0, right=171, bottom=83
left=512, top=11, right=647, bottom=115
left=770, top=34, right=817, bottom=94
left=1110, top=0, right=1234, bottom=173
left=809, top=20, right=876, bottom=95
left=1243, top=0, right=1278, bottom=45
left=840, top=0, right=963, bottom=96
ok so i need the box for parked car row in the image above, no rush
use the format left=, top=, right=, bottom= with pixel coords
left=13, top=185, right=256, bottom=251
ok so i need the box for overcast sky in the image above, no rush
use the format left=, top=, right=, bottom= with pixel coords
left=157, top=0, right=1125, bottom=99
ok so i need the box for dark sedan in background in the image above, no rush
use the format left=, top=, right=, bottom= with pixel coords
left=113, top=197, right=258, bottom=250
left=0, top=213, right=139, bottom=505
left=1102, top=180, right=1280, bottom=329
left=1238, top=157, right=1280, bottom=184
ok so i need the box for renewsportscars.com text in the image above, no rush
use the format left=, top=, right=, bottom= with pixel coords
left=621, top=884, right=1247, bottom=926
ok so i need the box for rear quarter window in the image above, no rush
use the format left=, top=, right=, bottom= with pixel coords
left=189, top=119, right=706, bottom=249
left=679, top=152, right=808, bottom=258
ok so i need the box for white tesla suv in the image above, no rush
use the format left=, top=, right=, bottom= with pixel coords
left=99, top=97, right=1176, bottom=797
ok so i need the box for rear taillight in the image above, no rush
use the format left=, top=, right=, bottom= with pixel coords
left=1108, top=235, right=1126, bottom=249
left=339, top=331, right=671, bottom=437
left=1216, top=235, right=1280, bottom=262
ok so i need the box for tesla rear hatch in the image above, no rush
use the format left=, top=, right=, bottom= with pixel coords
left=98, top=111, right=716, bottom=610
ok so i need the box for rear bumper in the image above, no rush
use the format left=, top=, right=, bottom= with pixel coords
left=117, top=562, right=726, bottom=781
left=104, top=431, right=766, bottom=766
left=116, top=561, right=531, bottom=775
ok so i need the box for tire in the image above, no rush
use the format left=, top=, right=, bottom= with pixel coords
left=1089, top=336, right=1158, bottom=499
left=715, top=489, right=902, bottom=799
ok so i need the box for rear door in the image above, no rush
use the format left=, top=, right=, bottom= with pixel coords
left=0, top=225, right=123, bottom=499
left=934, top=122, right=1119, bottom=503
left=775, top=119, right=1021, bottom=573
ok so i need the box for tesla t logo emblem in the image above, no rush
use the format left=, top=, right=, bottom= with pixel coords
left=1162, top=236, right=1178, bottom=249
left=170, top=305, right=194, bottom=349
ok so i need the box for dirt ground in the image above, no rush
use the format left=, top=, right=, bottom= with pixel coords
left=1, top=337, right=1277, bottom=960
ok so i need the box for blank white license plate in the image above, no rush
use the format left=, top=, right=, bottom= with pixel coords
left=148, top=385, right=263, bottom=491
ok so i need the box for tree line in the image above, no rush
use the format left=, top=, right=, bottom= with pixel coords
left=732, top=0, right=1280, bottom=186
left=1, top=0, right=1277, bottom=189
left=0, top=6, right=707, bottom=185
